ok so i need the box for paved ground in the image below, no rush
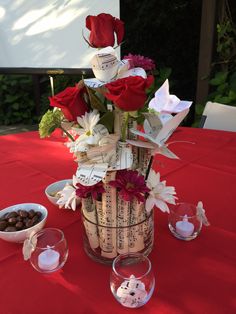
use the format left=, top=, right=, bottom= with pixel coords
left=0, top=124, right=38, bottom=135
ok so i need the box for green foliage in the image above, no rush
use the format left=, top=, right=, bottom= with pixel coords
left=208, top=3, right=236, bottom=106
left=0, top=75, right=37, bottom=125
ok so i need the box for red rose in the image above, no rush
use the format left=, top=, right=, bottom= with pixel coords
left=86, top=13, right=124, bottom=48
left=105, top=76, right=154, bottom=111
left=49, top=85, right=88, bottom=122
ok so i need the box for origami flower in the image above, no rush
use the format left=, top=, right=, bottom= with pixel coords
left=109, top=170, right=150, bottom=203
left=148, top=79, right=192, bottom=114
left=49, top=85, right=88, bottom=122
left=145, top=170, right=177, bottom=213
left=105, top=75, right=154, bottom=111
left=76, top=181, right=105, bottom=200
left=123, top=54, right=156, bottom=71
left=86, top=13, right=124, bottom=48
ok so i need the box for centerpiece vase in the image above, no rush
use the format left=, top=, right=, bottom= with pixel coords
left=81, top=169, right=154, bottom=264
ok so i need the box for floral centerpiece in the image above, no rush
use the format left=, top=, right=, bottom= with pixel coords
left=39, top=13, right=192, bottom=263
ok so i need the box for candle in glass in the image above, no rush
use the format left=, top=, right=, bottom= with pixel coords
left=175, top=215, right=194, bottom=237
left=38, top=246, right=60, bottom=271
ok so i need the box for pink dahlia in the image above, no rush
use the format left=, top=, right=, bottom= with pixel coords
left=123, top=53, right=156, bottom=71
left=76, top=182, right=105, bottom=200
left=109, top=170, right=150, bottom=203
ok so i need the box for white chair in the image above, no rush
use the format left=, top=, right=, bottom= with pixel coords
left=199, top=101, right=236, bottom=131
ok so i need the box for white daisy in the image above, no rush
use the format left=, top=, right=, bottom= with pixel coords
left=68, top=110, right=109, bottom=153
left=56, top=176, right=80, bottom=211
left=145, top=170, right=177, bottom=213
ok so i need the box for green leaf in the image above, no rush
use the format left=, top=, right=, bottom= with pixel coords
left=214, top=95, right=231, bottom=104
left=12, top=103, right=20, bottom=110
left=228, top=90, right=236, bottom=102
left=210, top=72, right=228, bottom=86
left=86, top=86, right=107, bottom=112
left=229, top=72, right=236, bottom=92
left=98, top=111, right=114, bottom=133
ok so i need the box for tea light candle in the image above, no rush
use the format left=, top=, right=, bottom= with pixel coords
left=176, top=215, right=194, bottom=237
left=38, top=246, right=60, bottom=271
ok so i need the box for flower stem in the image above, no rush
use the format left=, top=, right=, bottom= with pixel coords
left=121, top=112, right=129, bottom=142
left=60, top=126, right=75, bottom=142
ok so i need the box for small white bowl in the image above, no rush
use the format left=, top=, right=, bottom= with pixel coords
left=0, top=203, right=47, bottom=243
left=45, top=179, right=72, bottom=206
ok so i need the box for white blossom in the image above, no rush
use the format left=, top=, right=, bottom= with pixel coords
left=145, top=170, right=177, bottom=213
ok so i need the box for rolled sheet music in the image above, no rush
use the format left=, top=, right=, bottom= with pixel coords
left=82, top=197, right=99, bottom=249
left=117, top=198, right=130, bottom=254
left=97, top=171, right=117, bottom=258
left=129, top=199, right=145, bottom=253
left=138, top=147, right=152, bottom=176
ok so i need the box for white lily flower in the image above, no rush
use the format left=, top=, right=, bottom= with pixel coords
left=56, top=176, right=80, bottom=211
left=145, top=170, right=177, bottom=213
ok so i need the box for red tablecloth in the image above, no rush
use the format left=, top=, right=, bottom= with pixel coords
left=0, top=127, right=236, bottom=314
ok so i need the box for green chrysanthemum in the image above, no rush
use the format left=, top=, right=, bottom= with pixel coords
left=39, top=109, right=62, bottom=138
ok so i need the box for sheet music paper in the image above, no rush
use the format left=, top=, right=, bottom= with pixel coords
left=82, top=197, right=99, bottom=249
left=76, top=163, right=108, bottom=186
left=113, top=141, right=133, bottom=170
left=138, top=147, right=152, bottom=176
left=117, top=198, right=130, bottom=254
left=129, top=199, right=145, bottom=253
left=97, top=171, right=117, bottom=258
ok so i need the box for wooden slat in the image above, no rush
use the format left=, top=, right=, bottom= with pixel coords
left=196, top=0, right=217, bottom=105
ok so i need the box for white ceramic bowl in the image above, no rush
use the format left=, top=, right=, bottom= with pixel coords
left=0, top=203, right=47, bottom=243
left=45, top=179, right=72, bottom=206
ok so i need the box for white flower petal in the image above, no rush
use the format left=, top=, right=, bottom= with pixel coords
left=145, top=197, right=155, bottom=213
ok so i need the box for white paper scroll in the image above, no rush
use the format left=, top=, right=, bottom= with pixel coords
left=117, top=198, right=130, bottom=254
left=129, top=200, right=145, bottom=253
left=111, top=141, right=133, bottom=170
left=82, top=197, right=99, bottom=249
left=76, top=163, right=108, bottom=186
left=97, top=171, right=117, bottom=258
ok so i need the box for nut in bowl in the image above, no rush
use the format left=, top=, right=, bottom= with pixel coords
left=45, top=179, right=73, bottom=207
left=0, top=203, right=47, bottom=243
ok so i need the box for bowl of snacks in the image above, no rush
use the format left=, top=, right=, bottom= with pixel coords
left=45, top=179, right=73, bottom=206
left=0, top=203, right=47, bottom=243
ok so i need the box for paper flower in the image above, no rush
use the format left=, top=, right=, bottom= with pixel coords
left=86, top=13, right=124, bottom=48
left=76, top=181, right=105, bottom=200
left=49, top=84, right=88, bottom=122
left=148, top=79, right=192, bottom=113
left=109, top=170, right=150, bottom=203
left=145, top=170, right=177, bottom=213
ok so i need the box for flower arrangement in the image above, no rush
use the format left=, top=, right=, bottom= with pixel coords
left=39, top=13, right=192, bottom=262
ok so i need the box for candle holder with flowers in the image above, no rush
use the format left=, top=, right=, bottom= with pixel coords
left=39, top=13, right=192, bottom=264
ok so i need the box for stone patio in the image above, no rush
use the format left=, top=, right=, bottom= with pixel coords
left=0, top=124, right=38, bottom=135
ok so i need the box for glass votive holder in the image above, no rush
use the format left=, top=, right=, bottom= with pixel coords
left=168, top=203, right=202, bottom=241
left=29, top=228, right=68, bottom=273
left=110, top=253, right=155, bottom=308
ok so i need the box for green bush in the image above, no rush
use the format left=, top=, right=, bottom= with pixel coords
left=0, top=75, right=37, bottom=125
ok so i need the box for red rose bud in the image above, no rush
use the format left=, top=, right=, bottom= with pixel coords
left=86, top=13, right=124, bottom=48
left=105, top=75, right=154, bottom=111
left=49, top=86, right=89, bottom=122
